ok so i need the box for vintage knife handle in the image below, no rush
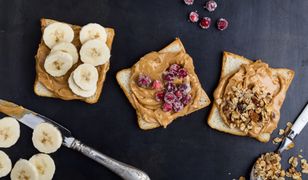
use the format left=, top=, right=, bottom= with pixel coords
left=71, top=139, right=150, bottom=180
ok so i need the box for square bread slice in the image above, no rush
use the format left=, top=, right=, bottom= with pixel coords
left=34, top=18, right=115, bottom=104
left=207, top=52, right=295, bottom=142
left=116, top=38, right=211, bottom=130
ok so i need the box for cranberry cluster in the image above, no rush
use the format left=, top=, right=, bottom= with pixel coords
left=185, top=0, right=228, bottom=31
left=137, top=64, right=192, bottom=113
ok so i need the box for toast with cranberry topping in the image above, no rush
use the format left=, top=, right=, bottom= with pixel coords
left=207, top=52, right=294, bottom=142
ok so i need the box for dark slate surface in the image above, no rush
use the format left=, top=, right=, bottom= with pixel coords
left=0, top=0, right=308, bottom=179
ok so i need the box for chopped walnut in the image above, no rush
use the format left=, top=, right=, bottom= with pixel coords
left=254, top=152, right=285, bottom=180
left=289, top=156, right=299, bottom=168
left=301, top=159, right=308, bottom=174
left=273, top=137, right=283, bottom=144
left=279, top=129, right=285, bottom=135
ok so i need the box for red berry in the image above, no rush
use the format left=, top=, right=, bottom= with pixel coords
left=164, top=92, right=176, bottom=103
left=177, top=68, right=188, bottom=78
left=162, top=102, right=173, bottom=112
left=183, top=0, right=194, bottom=5
left=165, top=82, right=177, bottom=92
left=151, top=80, right=163, bottom=90
left=173, top=100, right=184, bottom=112
left=155, top=91, right=165, bottom=102
left=217, top=18, right=228, bottom=31
left=175, top=90, right=183, bottom=100
left=189, top=11, right=199, bottom=23
left=204, top=0, right=217, bottom=12
left=181, top=94, right=192, bottom=106
left=137, top=74, right=152, bottom=88
left=163, top=72, right=175, bottom=82
left=168, top=64, right=181, bottom=73
left=199, top=17, right=211, bottom=29
left=178, top=83, right=191, bottom=95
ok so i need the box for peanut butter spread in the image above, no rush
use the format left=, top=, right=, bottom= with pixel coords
left=0, top=100, right=25, bottom=118
left=129, top=51, right=204, bottom=127
left=35, top=20, right=114, bottom=100
left=214, top=60, right=288, bottom=137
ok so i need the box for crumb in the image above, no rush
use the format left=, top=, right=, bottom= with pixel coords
left=239, top=176, right=245, bottom=180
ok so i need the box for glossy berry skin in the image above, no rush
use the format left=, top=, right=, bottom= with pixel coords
left=155, top=91, right=165, bottom=102
left=189, top=11, right=199, bottom=23
left=199, top=17, right=211, bottom=29
left=137, top=74, right=152, bottom=88
left=217, top=18, right=229, bottom=31
left=204, top=0, right=217, bottom=12
left=162, top=102, right=173, bottom=112
left=152, top=80, right=163, bottom=90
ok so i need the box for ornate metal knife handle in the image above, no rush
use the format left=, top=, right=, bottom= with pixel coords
left=71, top=139, right=150, bottom=180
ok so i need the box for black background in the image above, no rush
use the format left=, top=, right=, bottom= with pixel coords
left=1, top=0, right=308, bottom=179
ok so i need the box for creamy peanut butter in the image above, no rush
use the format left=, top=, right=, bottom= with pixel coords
left=214, top=60, right=288, bottom=137
left=129, top=51, right=204, bottom=127
left=35, top=20, right=114, bottom=100
left=0, top=100, right=25, bottom=118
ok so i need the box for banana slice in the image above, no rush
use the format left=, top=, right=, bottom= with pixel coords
left=80, top=39, right=110, bottom=66
left=68, top=72, right=97, bottom=98
left=79, top=23, right=107, bottom=44
left=0, top=117, right=20, bottom=148
left=10, top=159, right=39, bottom=180
left=44, top=51, right=73, bottom=77
left=0, top=150, right=12, bottom=178
left=73, top=64, right=98, bottom=91
left=51, top=42, right=79, bottom=64
left=32, top=123, right=62, bottom=154
left=43, top=22, right=74, bottom=49
left=29, top=154, right=55, bottom=180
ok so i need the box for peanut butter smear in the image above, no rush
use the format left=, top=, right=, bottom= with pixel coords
left=0, top=100, right=25, bottom=118
left=214, top=60, right=288, bottom=138
left=129, top=51, right=204, bottom=127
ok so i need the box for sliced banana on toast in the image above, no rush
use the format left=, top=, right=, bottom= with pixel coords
left=29, top=154, right=55, bottom=180
left=43, top=22, right=74, bottom=49
left=44, top=51, right=73, bottom=77
left=73, top=64, right=98, bottom=91
left=79, top=23, right=107, bottom=44
left=80, top=39, right=110, bottom=66
left=0, top=117, right=20, bottom=148
left=51, top=42, right=79, bottom=64
left=68, top=72, right=97, bottom=98
left=10, top=159, right=39, bottom=180
left=0, top=150, right=12, bottom=178
left=32, top=123, right=62, bottom=154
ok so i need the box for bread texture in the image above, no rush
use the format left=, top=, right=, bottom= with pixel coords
left=34, top=18, right=115, bottom=104
left=116, top=38, right=211, bottom=130
left=207, top=52, right=295, bottom=142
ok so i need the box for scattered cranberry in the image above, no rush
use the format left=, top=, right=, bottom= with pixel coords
left=217, top=18, right=228, bottom=31
left=181, top=94, right=192, bottom=106
left=151, top=80, right=163, bottom=90
left=204, top=0, right=217, bottom=12
left=178, top=83, right=191, bottom=95
left=177, top=68, right=188, bottom=78
left=199, top=17, right=211, bottom=29
left=174, top=90, right=183, bottom=100
left=165, top=82, right=177, bottom=92
left=184, top=0, right=194, bottom=5
left=164, top=92, right=176, bottom=104
left=155, top=91, right=165, bottom=102
left=189, top=11, right=199, bottom=23
left=163, top=72, right=175, bottom=82
left=169, top=64, right=181, bottom=73
left=162, top=102, right=173, bottom=112
left=173, top=101, right=184, bottom=112
left=137, top=74, right=152, bottom=88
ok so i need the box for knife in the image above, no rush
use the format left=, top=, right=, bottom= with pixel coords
left=0, top=99, right=150, bottom=180
left=278, top=103, right=308, bottom=153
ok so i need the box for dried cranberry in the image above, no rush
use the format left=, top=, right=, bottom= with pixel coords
left=155, top=91, right=165, bottom=102
left=163, top=72, right=175, bottom=82
left=168, top=64, right=181, bottom=73
left=217, top=18, right=228, bottom=31
left=151, top=80, right=163, bottom=90
left=199, top=17, right=211, bottom=29
left=181, top=94, right=192, bottom=106
left=164, top=92, right=176, bottom=103
left=137, top=74, right=152, bottom=88
left=189, top=11, right=199, bottom=23
left=177, top=68, right=188, bottom=78
left=183, top=0, right=194, bottom=5
left=165, top=82, right=177, bottom=92
left=178, top=83, right=191, bottom=95
left=173, top=100, right=184, bottom=112
left=174, top=90, right=183, bottom=100
left=162, top=102, right=173, bottom=112
left=204, top=0, right=217, bottom=12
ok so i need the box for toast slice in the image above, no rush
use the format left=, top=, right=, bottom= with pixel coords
left=34, top=18, right=115, bottom=104
left=207, top=52, right=295, bottom=142
left=116, top=38, right=211, bottom=130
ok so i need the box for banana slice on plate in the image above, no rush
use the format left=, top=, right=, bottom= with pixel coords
left=10, top=159, right=39, bottom=180
left=0, top=117, right=20, bottom=148
left=73, top=64, right=98, bottom=91
left=79, top=23, right=107, bottom=44
left=29, top=154, right=55, bottom=180
left=51, top=42, right=79, bottom=64
left=68, top=72, right=97, bottom=98
left=43, top=22, right=74, bottom=49
left=32, top=123, right=62, bottom=154
left=0, top=150, right=12, bottom=178
left=44, top=51, right=73, bottom=77
left=80, top=39, right=110, bottom=66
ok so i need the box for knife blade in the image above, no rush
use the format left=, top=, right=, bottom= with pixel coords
left=0, top=99, right=150, bottom=180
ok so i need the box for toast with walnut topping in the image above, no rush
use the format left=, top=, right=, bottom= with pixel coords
left=116, top=38, right=211, bottom=130
left=207, top=52, right=294, bottom=142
